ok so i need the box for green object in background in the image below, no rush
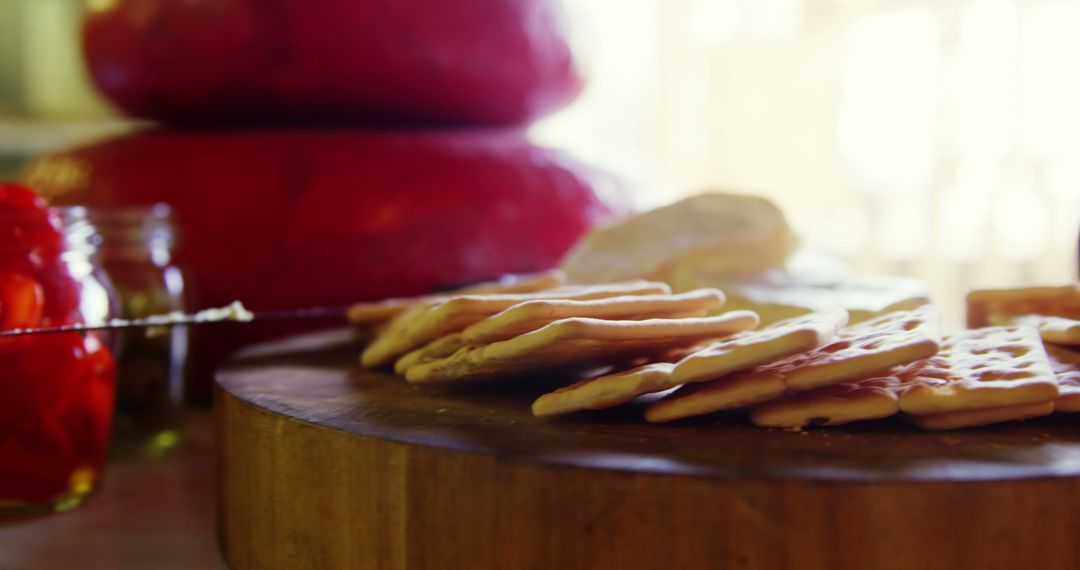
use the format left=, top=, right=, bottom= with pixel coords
left=0, top=1, right=26, bottom=115
left=0, top=0, right=118, bottom=184
left=0, top=155, right=29, bottom=180
left=0, top=0, right=113, bottom=120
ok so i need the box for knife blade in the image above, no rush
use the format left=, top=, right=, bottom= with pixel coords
left=0, top=303, right=348, bottom=337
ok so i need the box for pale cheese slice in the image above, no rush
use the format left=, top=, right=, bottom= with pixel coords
left=561, top=192, right=797, bottom=284
left=673, top=263, right=930, bottom=327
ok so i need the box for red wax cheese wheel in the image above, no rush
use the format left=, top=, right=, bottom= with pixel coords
left=21, top=128, right=623, bottom=310
left=20, top=129, right=626, bottom=399
left=82, top=0, right=583, bottom=126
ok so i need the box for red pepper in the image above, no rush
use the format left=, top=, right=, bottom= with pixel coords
left=0, top=182, right=117, bottom=508
left=0, top=270, right=44, bottom=330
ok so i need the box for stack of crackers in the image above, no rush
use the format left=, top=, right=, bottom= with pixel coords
left=349, top=270, right=1078, bottom=430
left=967, top=285, right=1080, bottom=415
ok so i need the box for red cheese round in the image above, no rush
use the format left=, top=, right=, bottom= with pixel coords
left=20, top=128, right=626, bottom=398
left=82, top=0, right=584, bottom=126
left=21, top=128, right=623, bottom=310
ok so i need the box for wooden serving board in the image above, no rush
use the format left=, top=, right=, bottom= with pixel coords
left=216, top=328, right=1080, bottom=570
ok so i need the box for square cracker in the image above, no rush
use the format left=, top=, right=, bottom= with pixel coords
left=644, top=369, right=787, bottom=423
left=993, top=313, right=1080, bottom=346
left=462, top=289, right=725, bottom=346
left=1044, top=344, right=1080, bottom=413
left=346, top=269, right=566, bottom=325
left=672, top=308, right=849, bottom=385
left=906, top=401, right=1055, bottom=430
left=966, top=284, right=1080, bottom=328
left=360, top=280, right=672, bottom=368
left=399, top=331, right=704, bottom=379
left=644, top=305, right=940, bottom=423
left=749, top=367, right=912, bottom=428
left=394, top=333, right=468, bottom=375
left=535, top=309, right=846, bottom=418
left=781, top=304, right=941, bottom=391
left=405, top=311, right=760, bottom=385
left=641, top=309, right=847, bottom=423
left=898, top=326, right=1059, bottom=416
left=532, top=363, right=676, bottom=417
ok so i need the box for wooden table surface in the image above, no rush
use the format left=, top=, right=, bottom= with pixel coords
left=215, top=329, right=1080, bottom=570
left=0, top=411, right=225, bottom=570
left=222, top=329, right=1080, bottom=482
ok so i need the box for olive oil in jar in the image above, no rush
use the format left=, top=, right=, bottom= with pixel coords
left=76, top=205, right=189, bottom=457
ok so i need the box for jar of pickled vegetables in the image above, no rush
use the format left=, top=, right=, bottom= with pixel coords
left=65, top=205, right=188, bottom=456
left=0, top=183, right=118, bottom=518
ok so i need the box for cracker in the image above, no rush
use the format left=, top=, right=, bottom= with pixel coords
left=907, top=401, right=1055, bottom=430
left=347, top=269, right=566, bottom=325
left=532, top=363, right=676, bottom=417
left=360, top=280, right=672, bottom=368
left=782, top=304, right=941, bottom=391
left=749, top=369, right=910, bottom=428
left=966, top=284, right=1080, bottom=328
left=405, top=311, right=760, bottom=385
left=462, top=289, right=725, bottom=346
left=642, top=310, right=847, bottom=423
left=394, top=333, right=467, bottom=376
left=898, top=327, right=1059, bottom=415
left=645, top=306, right=940, bottom=423
left=994, top=313, right=1080, bottom=346
left=672, top=309, right=849, bottom=384
left=1043, top=344, right=1080, bottom=413
left=644, top=369, right=787, bottom=423
left=538, top=309, right=846, bottom=419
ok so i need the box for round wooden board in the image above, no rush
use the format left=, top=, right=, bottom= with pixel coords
left=216, top=328, right=1080, bottom=570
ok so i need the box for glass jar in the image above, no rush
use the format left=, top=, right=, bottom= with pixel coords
left=64, top=205, right=188, bottom=457
left=0, top=202, right=118, bottom=518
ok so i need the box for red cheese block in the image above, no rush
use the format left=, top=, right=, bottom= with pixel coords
left=21, top=128, right=624, bottom=311
left=20, top=128, right=627, bottom=399
left=82, top=0, right=583, bottom=126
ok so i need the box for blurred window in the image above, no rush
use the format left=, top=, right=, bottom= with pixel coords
left=537, top=0, right=1080, bottom=324
left=1, top=0, right=1077, bottom=324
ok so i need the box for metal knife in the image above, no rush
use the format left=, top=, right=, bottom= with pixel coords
left=0, top=303, right=347, bottom=337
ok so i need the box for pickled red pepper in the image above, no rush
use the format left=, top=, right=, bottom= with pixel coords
left=0, top=183, right=116, bottom=510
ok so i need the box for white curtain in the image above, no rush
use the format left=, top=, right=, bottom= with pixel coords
left=536, top=0, right=1080, bottom=325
